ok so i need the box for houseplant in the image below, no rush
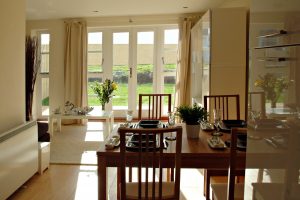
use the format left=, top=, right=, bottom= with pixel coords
left=176, top=103, right=208, bottom=139
left=25, top=36, right=40, bottom=121
left=92, top=79, right=117, bottom=110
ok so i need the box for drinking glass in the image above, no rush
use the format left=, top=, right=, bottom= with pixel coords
left=126, top=110, right=133, bottom=126
left=212, top=108, right=223, bottom=136
left=168, top=111, right=176, bottom=126
left=166, top=111, right=176, bottom=141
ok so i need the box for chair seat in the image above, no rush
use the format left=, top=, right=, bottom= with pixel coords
left=125, top=182, right=175, bottom=200
left=211, top=183, right=244, bottom=200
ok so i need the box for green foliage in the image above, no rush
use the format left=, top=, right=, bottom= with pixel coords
left=42, top=96, right=49, bottom=106
left=176, top=103, right=208, bottom=125
left=91, top=79, right=117, bottom=105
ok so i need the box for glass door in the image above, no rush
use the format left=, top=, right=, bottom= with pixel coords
left=88, top=26, right=178, bottom=118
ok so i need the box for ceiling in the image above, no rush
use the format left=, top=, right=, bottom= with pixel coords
left=26, top=0, right=228, bottom=20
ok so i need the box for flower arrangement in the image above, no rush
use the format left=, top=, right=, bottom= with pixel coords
left=254, top=73, right=289, bottom=108
left=92, top=79, right=118, bottom=110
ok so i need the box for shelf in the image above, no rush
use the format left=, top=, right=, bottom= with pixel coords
left=254, top=43, right=300, bottom=49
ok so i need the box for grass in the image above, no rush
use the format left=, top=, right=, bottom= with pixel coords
left=88, top=83, right=175, bottom=106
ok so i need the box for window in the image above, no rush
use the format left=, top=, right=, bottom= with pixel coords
left=87, top=32, right=103, bottom=106
left=87, top=26, right=178, bottom=117
left=37, top=32, right=50, bottom=117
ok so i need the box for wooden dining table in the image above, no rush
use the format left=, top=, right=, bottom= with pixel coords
left=96, top=123, right=246, bottom=200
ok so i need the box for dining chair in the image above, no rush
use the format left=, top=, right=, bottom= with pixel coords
left=210, top=128, right=247, bottom=200
left=203, top=94, right=240, bottom=121
left=138, top=94, right=172, bottom=121
left=203, top=94, right=243, bottom=199
left=130, top=93, right=173, bottom=183
left=118, top=126, right=182, bottom=200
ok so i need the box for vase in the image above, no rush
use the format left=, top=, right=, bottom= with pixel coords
left=186, top=124, right=200, bottom=139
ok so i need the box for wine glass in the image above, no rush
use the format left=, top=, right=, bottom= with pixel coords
left=166, top=111, right=176, bottom=141
left=212, top=108, right=223, bottom=136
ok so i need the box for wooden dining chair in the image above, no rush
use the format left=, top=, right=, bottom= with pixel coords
left=138, top=94, right=172, bottom=121
left=131, top=93, right=173, bottom=183
left=204, top=94, right=240, bottom=121
left=203, top=94, right=243, bottom=199
left=118, top=126, right=182, bottom=200
left=210, top=128, right=247, bottom=200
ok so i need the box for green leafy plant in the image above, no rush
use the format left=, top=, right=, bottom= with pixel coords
left=92, top=79, right=117, bottom=108
left=176, top=103, right=208, bottom=125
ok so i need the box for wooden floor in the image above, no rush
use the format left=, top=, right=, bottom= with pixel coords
left=8, top=164, right=218, bottom=200
left=7, top=122, right=228, bottom=200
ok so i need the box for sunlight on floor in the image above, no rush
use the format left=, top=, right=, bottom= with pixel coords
left=87, top=121, right=104, bottom=131
left=75, top=166, right=98, bottom=200
left=85, top=131, right=105, bottom=142
left=180, top=169, right=205, bottom=200
left=80, top=151, right=98, bottom=164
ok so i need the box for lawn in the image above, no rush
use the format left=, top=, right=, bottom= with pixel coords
left=88, top=83, right=175, bottom=106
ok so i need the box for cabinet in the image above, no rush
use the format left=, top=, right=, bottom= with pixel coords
left=191, top=7, right=248, bottom=119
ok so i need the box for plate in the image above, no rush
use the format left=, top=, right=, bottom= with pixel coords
left=138, top=120, right=161, bottom=128
left=207, top=138, right=227, bottom=149
left=219, top=120, right=247, bottom=132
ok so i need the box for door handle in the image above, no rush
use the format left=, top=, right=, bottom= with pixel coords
left=129, top=67, right=132, bottom=78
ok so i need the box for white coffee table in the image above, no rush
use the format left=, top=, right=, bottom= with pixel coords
left=48, top=111, right=114, bottom=137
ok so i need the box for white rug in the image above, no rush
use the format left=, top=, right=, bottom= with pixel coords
left=50, top=122, right=109, bottom=165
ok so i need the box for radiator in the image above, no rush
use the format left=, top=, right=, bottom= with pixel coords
left=0, top=121, right=38, bottom=200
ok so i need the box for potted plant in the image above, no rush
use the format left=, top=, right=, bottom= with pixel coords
left=91, top=79, right=117, bottom=110
left=176, top=103, right=208, bottom=139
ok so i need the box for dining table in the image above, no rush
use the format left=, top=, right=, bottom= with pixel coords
left=96, top=123, right=247, bottom=200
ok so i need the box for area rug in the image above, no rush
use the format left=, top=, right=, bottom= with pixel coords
left=50, top=122, right=109, bottom=165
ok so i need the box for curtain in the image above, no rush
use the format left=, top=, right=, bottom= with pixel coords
left=175, top=18, right=194, bottom=107
left=64, top=19, right=87, bottom=124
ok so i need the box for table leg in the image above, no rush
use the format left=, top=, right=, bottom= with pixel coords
left=98, top=156, right=108, bottom=200
left=48, top=116, right=53, bottom=136
left=57, top=118, right=62, bottom=132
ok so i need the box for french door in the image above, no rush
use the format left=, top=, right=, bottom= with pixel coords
left=87, top=26, right=178, bottom=118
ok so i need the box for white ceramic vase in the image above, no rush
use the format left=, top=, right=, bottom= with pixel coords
left=186, top=124, right=200, bottom=139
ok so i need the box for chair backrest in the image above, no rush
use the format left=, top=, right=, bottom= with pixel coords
left=204, top=95, right=240, bottom=121
left=138, top=94, right=172, bottom=120
left=118, top=126, right=182, bottom=200
left=227, top=128, right=247, bottom=200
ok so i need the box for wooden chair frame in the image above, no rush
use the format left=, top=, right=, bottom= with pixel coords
left=203, top=94, right=241, bottom=199
left=204, top=95, right=240, bottom=121
left=118, top=126, right=182, bottom=200
left=138, top=94, right=172, bottom=120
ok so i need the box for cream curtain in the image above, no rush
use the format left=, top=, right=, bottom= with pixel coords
left=64, top=19, right=87, bottom=124
left=175, top=18, right=194, bottom=107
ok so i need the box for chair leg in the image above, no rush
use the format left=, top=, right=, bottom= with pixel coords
left=129, top=167, right=132, bottom=182
left=203, top=169, right=207, bottom=197
left=205, top=170, right=211, bottom=200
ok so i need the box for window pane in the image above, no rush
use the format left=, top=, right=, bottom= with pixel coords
left=40, top=33, right=50, bottom=73
left=41, top=78, right=49, bottom=116
left=112, top=32, right=129, bottom=109
left=88, top=32, right=103, bottom=73
left=88, top=77, right=102, bottom=106
left=163, top=29, right=178, bottom=107
left=137, top=31, right=154, bottom=107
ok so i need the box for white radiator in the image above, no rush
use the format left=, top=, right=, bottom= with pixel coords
left=0, top=121, right=38, bottom=200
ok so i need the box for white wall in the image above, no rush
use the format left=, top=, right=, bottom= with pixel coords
left=0, top=0, right=26, bottom=133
